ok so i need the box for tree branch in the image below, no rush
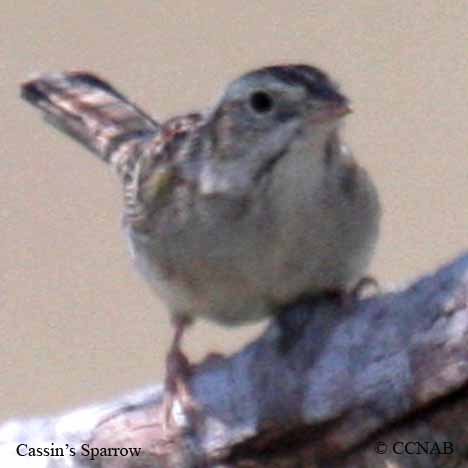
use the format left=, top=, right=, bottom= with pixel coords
left=2, top=252, right=468, bottom=467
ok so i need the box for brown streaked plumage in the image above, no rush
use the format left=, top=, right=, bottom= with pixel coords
left=21, top=72, right=160, bottom=163
left=21, top=65, right=381, bottom=430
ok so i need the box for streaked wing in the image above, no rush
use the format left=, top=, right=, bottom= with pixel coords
left=21, top=72, right=160, bottom=162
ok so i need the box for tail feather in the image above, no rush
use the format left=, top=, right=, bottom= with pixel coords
left=21, top=72, right=160, bottom=163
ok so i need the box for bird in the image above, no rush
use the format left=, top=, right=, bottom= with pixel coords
left=21, top=64, right=381, bottom=426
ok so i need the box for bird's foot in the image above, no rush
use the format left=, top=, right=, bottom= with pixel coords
left=161, top=316, right=202, bottom=437
left=163, top=347, right=199, bottom=432
left=327, top=276, right=380, bottom=310
left=275, top=278, right=380, bottom=354
left=349, top=275, right=380, bottom=301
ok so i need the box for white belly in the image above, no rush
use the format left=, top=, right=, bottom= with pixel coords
left=127, top=166, right=379, bottom=326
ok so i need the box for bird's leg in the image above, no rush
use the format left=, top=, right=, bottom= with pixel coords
left=163, top=315, right=198, bottom=432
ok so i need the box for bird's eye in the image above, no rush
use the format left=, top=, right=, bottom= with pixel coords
left=249, top=91, right=274, bottom=114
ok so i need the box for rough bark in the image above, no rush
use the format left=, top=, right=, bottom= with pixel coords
left=2, top=252, right=468, bottom=468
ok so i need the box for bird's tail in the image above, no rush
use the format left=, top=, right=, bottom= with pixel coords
left=21, top=72, right=160, bottom=171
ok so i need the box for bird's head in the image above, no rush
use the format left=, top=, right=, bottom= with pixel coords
left=200, top=64, right=351, bottom=196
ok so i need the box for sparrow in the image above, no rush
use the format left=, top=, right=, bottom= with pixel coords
left=21, top=64, right=381, bottom=426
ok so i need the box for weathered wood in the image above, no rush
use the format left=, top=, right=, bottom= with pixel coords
left=2, top=252, right=468, bottom=467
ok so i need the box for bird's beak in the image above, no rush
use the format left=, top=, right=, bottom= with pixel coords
left=309, top=98, right=353, bottom=124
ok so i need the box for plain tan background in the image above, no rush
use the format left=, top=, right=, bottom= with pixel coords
left=1, top=1, right=467, bottom=422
